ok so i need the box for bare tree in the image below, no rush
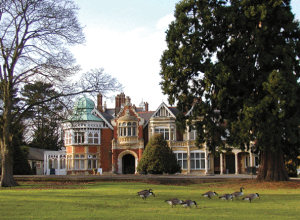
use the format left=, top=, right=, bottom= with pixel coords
left=0, top=0, right=121, bottom=187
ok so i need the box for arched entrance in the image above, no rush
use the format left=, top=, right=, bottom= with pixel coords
left=122, top=154, right=135, bottom=174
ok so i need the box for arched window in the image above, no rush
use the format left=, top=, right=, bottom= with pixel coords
left=88, top=132, right=93, bottom=144
left=132, top=122, right=137, bottom=136
left=127, top=122, right=132, bottom=136
left=122, top=122, right=126, bottom=136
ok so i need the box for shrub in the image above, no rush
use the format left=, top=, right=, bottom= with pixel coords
left=137, top=134, right=181, bottom=174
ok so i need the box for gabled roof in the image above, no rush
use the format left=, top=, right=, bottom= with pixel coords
left=92, top=108, right=114, bottom=130
left=143, top=102, right=179, bottom=128
left=153, top=102, right=177, bottom=118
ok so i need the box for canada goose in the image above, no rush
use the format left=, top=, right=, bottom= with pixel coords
left=137, top=189, right=153, bottom=196
left=219, top=194, right=233, bottom=201
left=242, top=193, right=260, bottom=203
left=181, top=200, right=197, bottom=208
left=202, top=191, right=218, bottom=199
left=137, top=189, right=155, bottom=200
left=232, top=187, right=245, bottom=198
left=165, top=198, right=183, bottom=207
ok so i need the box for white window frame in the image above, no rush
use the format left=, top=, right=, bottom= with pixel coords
left=190, top=151, right=206, bottom=170
left=174, top=151, right=187, bottom=170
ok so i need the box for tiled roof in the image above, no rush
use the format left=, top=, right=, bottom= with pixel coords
left=168, top=107, right=180, bottom=116
left=138, top=111, right=155, bottom=123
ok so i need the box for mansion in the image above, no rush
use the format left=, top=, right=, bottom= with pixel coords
left=44, top=93, right=259, bottom=175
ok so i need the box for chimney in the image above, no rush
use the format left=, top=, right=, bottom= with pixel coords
left=144, top=102, right=149, bottom=111
left=115, top=94, right=121, bottom=115
left=97, top=93, right=103, bottom=112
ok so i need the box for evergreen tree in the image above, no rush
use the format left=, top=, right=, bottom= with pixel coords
left=137, top=134, right=181, bottom=174
left=22, top=81, right=64, bottom=150
left=160, top=0, right=300, bottom=181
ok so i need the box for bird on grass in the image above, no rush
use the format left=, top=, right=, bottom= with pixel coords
left=219, top=194, right=233, bottom=201
left=137, top=189, right=155, bottom=200
left=242, top=193, right=260, bottom=203
left=232, top=187, right=245, bottom=199
left=202, top=191, right=218, bottom=199
left=181, top=200, right=197, bottom=208
left=165, top=198, right=183, bottom=207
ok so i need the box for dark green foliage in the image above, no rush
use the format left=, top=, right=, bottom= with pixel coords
left=137, top=134, right=181, bottom=174
left=160, top=0, right=300, bottom=181
left=22, top=81, right=64, bottom=150
left=13, top=146, right=32, bottom=175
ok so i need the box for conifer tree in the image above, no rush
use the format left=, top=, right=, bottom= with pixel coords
left=160, top=0, right=300, bottom=181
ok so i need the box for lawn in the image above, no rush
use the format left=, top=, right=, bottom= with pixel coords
left=0, top=179, right=300, bottom=220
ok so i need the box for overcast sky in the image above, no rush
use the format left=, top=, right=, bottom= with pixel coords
left=71, top=0, right=300, bottom=111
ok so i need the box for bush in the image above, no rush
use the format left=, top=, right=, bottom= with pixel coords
left=137, top=134, right=181, bottom=174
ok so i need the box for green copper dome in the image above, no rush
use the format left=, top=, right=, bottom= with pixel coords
left=69, top=97, right=103, bottom=122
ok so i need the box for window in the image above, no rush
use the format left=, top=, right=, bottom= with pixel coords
left=132, top=122, right=137, bottom=136
left=74, top=154, right=85, bottom=170
left=88, top=132, right=100, bottom=144
left=67, top=155, right=72, bottom=170
left=127, top=122, right=132, bottom=136
left=190, top=152, right=206, bottom=170
left=119, top=122, right=137, bottom=137
left=122, top=122, right=126, bottom=136
left=189, top=130, right=196, bottom=140
left=74, top=132, right=85, bottom=144
left=64, top=131, right=72, bottom=145
left=88, top=155, right=97, bottom=169
left=175, top=152, right=187, bottom=169
left=155, top=128, right=170, bottom=140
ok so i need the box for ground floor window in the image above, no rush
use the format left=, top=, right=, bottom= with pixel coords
left=190, top=152, right=206, bottom=170
left=88, top=155, right=97, bottom=169
left=74, top=154, right=85, bottom=170
left=174, top=152, right=187, bottom=169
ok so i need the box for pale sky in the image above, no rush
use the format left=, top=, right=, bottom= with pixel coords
left=71, top=0, right=300, bottom=111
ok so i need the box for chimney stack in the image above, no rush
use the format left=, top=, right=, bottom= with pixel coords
left=97, top=93, right=103, bottom=112
left=144, top=102, right=149, bottom=111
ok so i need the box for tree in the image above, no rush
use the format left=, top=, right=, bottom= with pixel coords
left=137, top=134, right=181, bottom=174
left=160, top=0, right=300, bottom=181
left=0, top=0, right=121, bottom=187
left=22, top=81, right=65, bottom=150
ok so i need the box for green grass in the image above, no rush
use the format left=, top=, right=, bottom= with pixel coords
left=0, top=180, right=300, bottom=220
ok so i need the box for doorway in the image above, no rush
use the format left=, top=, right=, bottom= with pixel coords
left=122, top=154, right=135, bottom=174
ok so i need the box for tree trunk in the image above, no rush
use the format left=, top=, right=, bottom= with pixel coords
left=0, top=91, right=18, bottom=187
left=257, top=148, right=289, bottom=181
left=1, top=142, right=18, bottom=187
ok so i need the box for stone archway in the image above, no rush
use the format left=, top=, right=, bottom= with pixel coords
left=117, top=150, right=138, bottom=174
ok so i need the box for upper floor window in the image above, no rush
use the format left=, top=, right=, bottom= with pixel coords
left=74, top=132, right=85, bottom=144
left=154, top=127, right=174, bottom=140
left=119, top=122, right=137, bottom=137
left=189, top=129, right=197, bottom=140
left=88, top=132, right=100, bottom=144
left=64, top=131, right=72, bottom=145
